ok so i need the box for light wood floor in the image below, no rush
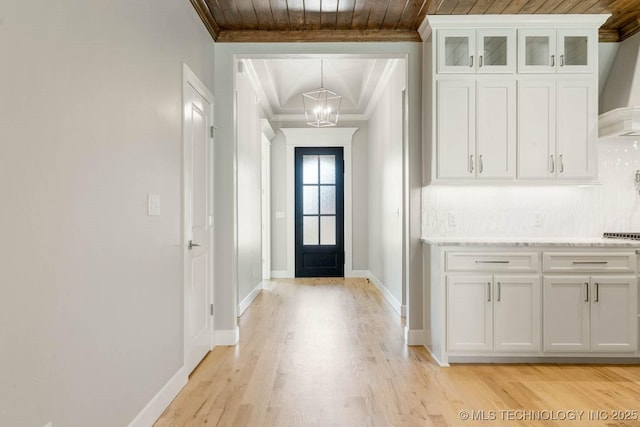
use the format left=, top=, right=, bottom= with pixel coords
left=155, top=278, right=640, bottom=426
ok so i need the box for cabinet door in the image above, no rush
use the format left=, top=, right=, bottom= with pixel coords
left=590, top=276, right=637, bottom=353
left=446, top=275, right=493, bottom=351
left=436, top=80, right=476, bottom=179
left=494, top=275, right=541, bottom=352
left=437, top=29, right=476, bottom=74
left=517, top=79, right=556, bottom=179
left=557, top=29, right=597, bottom=74
left=477, top=29, right=516, bottom=74
left=556, top=79, right=597, bottom=179
left=476, top=79, right=516, bottom=179
left=518, top=29, right=557, bottom=73
left=543, top=276, right=590, bottom=352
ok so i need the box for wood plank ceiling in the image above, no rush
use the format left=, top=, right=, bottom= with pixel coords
left=189, top=0, right=640, bottom=43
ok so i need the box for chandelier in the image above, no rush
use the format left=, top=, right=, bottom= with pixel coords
left=302, top=59, right=342, bottom=127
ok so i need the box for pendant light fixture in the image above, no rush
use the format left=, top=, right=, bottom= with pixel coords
left=302, top=59, right=341, bottom=127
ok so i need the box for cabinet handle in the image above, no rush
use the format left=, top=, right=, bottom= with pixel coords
left=497, top=282, right=501, bottom=302
left=470, top=55, right=474, bottom=67
left=584, top=282, right=589, bottom=302
left=551, top=54, right=555, bottom=67
left=476, top=260, right=509, bottom=264
left=479, top=155, right=483, bottom=173
left=469, top=154, right=474, bottom=173
left=595, top=282, right=599, bottom=302
left=573, top=261, right=608, bottom=265
left=487, top=282, right=491, bottom=302
left=560, top=54, right=564, bottom=66
left=479, top=55, right=483, bottom=67
left=550, top=155, right=555, bottom=173
left=559, top=154, right=564, bottom=173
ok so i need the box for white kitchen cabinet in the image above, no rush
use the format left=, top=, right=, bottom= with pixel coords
left=543, top=276, right=590, bottom=352
left=517, top=78, right=596, bottom=180
left=436, top=80, right=475, bottom=179
left=437, top=28, right=515, bottom=74
left=543, top=275, right=637, bottom=353
left=517, top=79, right=556, bottom=179
left=447, top=273, right=541, bottom=353
left=493, top=275, right=541, bottom=352
left=556, top=79, right=597, bottom=179
left=446, top=275, right=493, bottom=351
left=518, top=28, right=597, bottom=74
left=590, top=276, right=637, bottom=353
left=437, top=78, right=515, bottom=180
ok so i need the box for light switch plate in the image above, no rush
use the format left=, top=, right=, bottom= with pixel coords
left=148, top=193, right=161, bottom=216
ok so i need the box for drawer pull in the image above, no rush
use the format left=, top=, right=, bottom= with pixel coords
left=476, top=260, right=509, bottom=264
left=595, top=282, right=599, bottom=302
left=497, top=282, right=501, bottom=302
left=572, top=261, right=608, bottom=265
left=487, top=282, right=491, bottom=302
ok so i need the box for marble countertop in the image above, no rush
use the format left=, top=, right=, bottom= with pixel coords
left=421, top=237, right=640, bottom=248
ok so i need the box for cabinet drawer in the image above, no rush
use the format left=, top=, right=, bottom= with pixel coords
left=445, top=252, right=539, bottom=272
left=543, top=252, right=637, bottom=273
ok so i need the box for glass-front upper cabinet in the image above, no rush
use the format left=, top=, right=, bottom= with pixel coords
left=518, top=28, right=596, bottom=74
left=437, top=29, right=515, bottom=74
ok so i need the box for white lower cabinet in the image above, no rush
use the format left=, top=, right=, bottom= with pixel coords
left=544, top=275, right=638, bottom=353
left=447, top=274, right=541, bottom=353
left=494, top=275, right=541, bottom=352
left=431, top=247, right=639, bottom=364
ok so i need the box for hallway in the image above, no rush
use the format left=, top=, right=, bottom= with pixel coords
left=155, top=278, right=640, bottom=426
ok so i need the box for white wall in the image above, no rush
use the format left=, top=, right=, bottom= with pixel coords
left=236, top=66, right=264, bottom=307
left=422, top=140, right=640, bottom=238
left=0, top=1, right=215, bottom=426
left=367, top=61, right=405, bottom=306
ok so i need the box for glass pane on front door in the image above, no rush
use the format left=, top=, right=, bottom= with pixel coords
left=302, top=154, right=337, bottom=246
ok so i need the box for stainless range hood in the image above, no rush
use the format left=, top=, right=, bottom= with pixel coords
left=598, top=32, right=640, bottom=139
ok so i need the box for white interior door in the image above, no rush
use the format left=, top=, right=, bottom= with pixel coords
left=183, top=66, right=214, bottom=374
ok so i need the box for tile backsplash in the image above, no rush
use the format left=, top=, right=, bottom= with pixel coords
left=422, top=139, right=640, bottom=238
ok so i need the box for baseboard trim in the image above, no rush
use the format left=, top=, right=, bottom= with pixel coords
left=405, top=328, right=425, bottom=346
left=237, top=282, right=263, bottom=316
left=367, top=271, right=402, bottom=315
left=346, top=270, right=370, bottom=278
left=270, top=270, right=291, bottom=279
left=127, top=366, right=188, bottom=427
left=425, top=345, right=450, bottom=368
left=215, top=327, right=240, bottom=346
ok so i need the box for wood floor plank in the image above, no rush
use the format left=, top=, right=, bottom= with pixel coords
left=156, top=278, right=640, bottom=426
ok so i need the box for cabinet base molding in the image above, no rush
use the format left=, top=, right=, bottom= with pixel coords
left=448, top=356, right=640, bottom=364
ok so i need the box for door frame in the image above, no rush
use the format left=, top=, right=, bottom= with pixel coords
left=260, top=119, right=275, bottom=280
left=281, top=127, right=357, bottom=278
left=182, top=63, right=215, bottom=369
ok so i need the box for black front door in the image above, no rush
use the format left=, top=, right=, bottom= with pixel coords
left=295, top=147, right=344, bottom=277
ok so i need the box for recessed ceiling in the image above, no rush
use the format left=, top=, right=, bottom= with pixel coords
left=189, top=0, right=640, bottom=43
left=243, top=57, right=398, bottom=121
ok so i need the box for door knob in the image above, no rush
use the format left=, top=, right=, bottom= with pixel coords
left=188, top=240, right=201, bottom=250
